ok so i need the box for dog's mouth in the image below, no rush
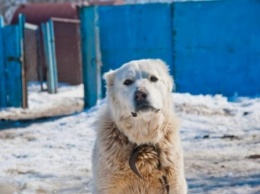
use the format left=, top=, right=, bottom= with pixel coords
left=131, top=104, right=160, bottom=117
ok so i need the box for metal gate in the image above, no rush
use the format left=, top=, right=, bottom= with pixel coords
left=99, top=4, right=173, bottom=96
left=0, top=14, right=27, bottom=108
left=173, top=0, right=260, bottom=96
left=80, top=4, right=173, bottom=101
left=52, top=18, right=82, bottom=85
left=40, top=18, right=82, bottom=94
left=81, top=1, right=260, bottom=99
left=98, top=4, right=173, bottom=74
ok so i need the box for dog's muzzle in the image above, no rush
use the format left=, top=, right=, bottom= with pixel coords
left=134, top=90, right=152, bottom=111
left=131, top=90, right=160, bottom=117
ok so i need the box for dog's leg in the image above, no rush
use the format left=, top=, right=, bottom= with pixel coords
left=166, top=167, right=187, bottom=194
left=93, top=187, right=123, bottom=194
left=171, top=181, right=188, bottom=194
left=92, top=177, right=126, bottom=194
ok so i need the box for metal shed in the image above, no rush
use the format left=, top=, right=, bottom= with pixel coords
left=11, top=3, right=82, bottom=85
left=11, top=3, right=79, bottom=25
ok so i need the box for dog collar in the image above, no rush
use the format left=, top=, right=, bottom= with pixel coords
left=128, top=144, right=169, bottom=194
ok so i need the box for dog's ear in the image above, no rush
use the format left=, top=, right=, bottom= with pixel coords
left=167, top=76, right=175, bottom=93
left=155, top=59, right=175, bottom=93
left=103, top=70, right=115, bottom=87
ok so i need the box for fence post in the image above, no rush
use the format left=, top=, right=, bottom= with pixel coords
left=48, top=20, right=58, bottom=93
left=0, top=16, right=5, bottom=107
left=41, top=23, right=50, bottom=91
left=18, top=14, right=28, bottom=108
left=42, top=20, right=58, bottom=94
left=36, top=27, right=44, bottom=91
left=80, top=6, right=101, bottom=108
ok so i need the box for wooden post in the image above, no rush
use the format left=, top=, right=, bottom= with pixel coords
left=18, top=14, right=28, bottom=108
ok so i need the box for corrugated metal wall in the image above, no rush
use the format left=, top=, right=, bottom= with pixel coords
left=25, top=23, right=38, bottom=81
left=53, top=18, right=82, bottom=85
left=97, top=3, right=173, bottom=96
left=12, top=4, right=83, bottom=86
left=173, top=0, right=260, bottom=96
left=89, top=0, right=260, bottom=97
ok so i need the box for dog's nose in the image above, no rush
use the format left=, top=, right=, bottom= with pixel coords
left=134, top=90, right=147, bottom=101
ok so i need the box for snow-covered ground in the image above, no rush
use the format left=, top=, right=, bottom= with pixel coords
left=0, top=84, right=259, bottom=194
left=0, top=83, right=84, bottom=121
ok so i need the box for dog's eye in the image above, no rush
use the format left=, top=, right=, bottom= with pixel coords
left=150, top=75, right=158, bottom=82
left=123, top=79, right=133, bottom=86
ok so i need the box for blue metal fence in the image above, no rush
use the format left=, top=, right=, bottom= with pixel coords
left=0, top=14, right=27, bottom=108
left=80, top=0, right=260, bottom=102
left=80, top=6, right=101, bottom=108
left=98, top=4, right=173, bottom=96
left=0, top=16, right=5, bottom=107
left=1, top=1, right=259, bottom=110
left=173, top=0, right=260, bottom=96
left=98, top=4, right=173, bottom=74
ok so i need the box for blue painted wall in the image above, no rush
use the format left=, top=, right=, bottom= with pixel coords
left=2, top=25, right=23, bottom=107
left=0, top=15, right=26, bottom=108
left=98, top=4, right=173, bottom=95
left=80, top=7, right=101, bottom=108
left=82, top=0, right=260, bottom=98
left=0, top=17, right=6, bottom=107
left=173, top=0, right=260, bottom=96
left=98, top=4, right=173, bottom=72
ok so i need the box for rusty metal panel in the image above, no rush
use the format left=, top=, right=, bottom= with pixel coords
left=52, top=18, right=82, bottom=85
left=25, top=23, right=38, bottom=81
left=11, top=2, right=121, bottom=26
left=11, top=3, right=79, bottom=25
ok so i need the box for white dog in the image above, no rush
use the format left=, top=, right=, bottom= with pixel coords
left=92, top=59, right=187, bottom=194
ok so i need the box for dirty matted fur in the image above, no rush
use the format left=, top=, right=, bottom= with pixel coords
left=92, top=59, right=187, bottom=194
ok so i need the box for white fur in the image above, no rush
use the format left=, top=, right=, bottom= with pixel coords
left=92, top=59, right=187, bottom=194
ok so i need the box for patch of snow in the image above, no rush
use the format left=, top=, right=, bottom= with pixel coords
left=0, top=84, right=259, bottom=193
left=0, top=83, right=84, bottom=121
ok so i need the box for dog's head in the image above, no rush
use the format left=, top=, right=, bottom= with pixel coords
left=104, top=59, right=174, bottom=144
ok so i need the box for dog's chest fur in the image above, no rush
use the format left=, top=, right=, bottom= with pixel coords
left=96, top=115, right=178, bottom=193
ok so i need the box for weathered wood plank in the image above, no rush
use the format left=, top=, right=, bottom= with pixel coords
left=18, top=14, right=28, bottom=108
